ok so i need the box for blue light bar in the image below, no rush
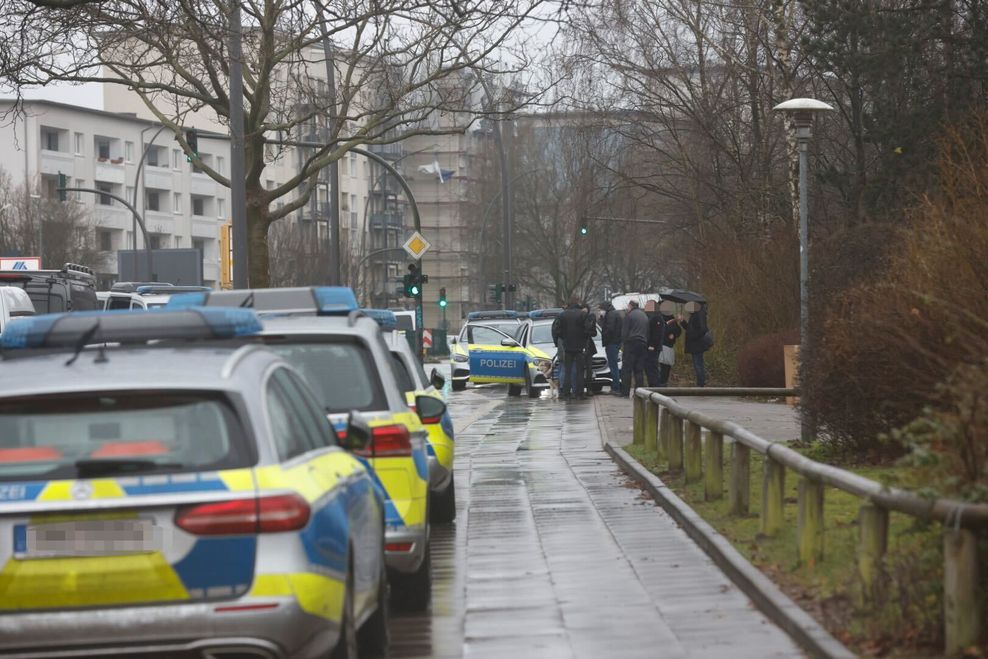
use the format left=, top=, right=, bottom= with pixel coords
left=360, top=308, right=397, bottom=331
left=1, top=308, right=263, bottom=350
left=313, top=287, right=359, bottom=315
left=466, top=310, right=519, bottom=321
left=166, top=292, right=208, bottom=309
left=528, top=308, right=563, bottom=319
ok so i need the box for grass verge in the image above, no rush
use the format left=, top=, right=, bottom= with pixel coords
left=626, top=443, right=945, bottom=657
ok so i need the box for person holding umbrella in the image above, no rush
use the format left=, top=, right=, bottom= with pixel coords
left=678, top=300, right=713, bottom=387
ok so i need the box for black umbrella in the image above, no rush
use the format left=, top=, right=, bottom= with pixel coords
left=660, top=289, right=707, bottom=304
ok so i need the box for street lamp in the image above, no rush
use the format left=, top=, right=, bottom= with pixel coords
left=773, top=97, right=833, bottom=443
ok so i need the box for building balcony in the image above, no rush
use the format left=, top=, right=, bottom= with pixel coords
left=39, top=150, right=75, bottom=178
left=192, top=219, right=219, bottom=238
left=144, top=166, right=174, bottom=190
left=145, top=210, right=175, bottom=235
left=93, top=205, right=131, bottom=231
left=94, top=161, right=126, bottom=185
left=368, top=142, right=403, bottom=160
left=370, top=212, right=403, bottom=230
left=190, top=173, right=217, bottom=197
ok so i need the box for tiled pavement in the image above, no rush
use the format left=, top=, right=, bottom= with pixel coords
left=390, top=389, right=803, bottom=658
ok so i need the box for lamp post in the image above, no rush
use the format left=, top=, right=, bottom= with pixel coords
left=773, top=97, right=834, bottom=443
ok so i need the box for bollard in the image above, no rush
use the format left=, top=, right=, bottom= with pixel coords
left=857, top=503, right=888, bottom=605
left=760, top=456, right=785, bottom=535
left=705, top=431, right=723, bottom=501
left=944, top=528, right=981, bottom=655
left=644, top=398, right=658, bottom=453
left=684, top=421, right=702, bottom=483
left=729, top=442, right=750, bottom=516
left=632, top=394, right=644, bottom=445
left=797, top=477, right=824, bottom=566
left=657, top=407, right=671, bottom=465
left=668, top=414, right=683, bottom=472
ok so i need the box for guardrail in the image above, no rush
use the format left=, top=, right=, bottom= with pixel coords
left=631, top=387, right=986, bottom=654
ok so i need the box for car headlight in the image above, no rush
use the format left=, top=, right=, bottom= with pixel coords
left=452, top=353, right=468, bottom=363
left=532, top=358, right=552, bottom=369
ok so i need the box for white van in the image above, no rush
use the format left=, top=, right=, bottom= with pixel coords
left=0, top=286, right=36, bottom=336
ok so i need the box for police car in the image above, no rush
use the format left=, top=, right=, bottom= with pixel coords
left=167, top=287, right=437, bottom=612
left=0, top=308, right=388, bottom=658
left=520, top=308, right=615, bottom=394
left=373, top=312, right=456, bottom=523
left=98, top=284, right=213, bottom=311
left=449, top=311, right=553, bottom=396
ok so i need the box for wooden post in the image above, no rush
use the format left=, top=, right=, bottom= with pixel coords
left=760, top=456, right=785, bottom=535
left=644, top=398, right=658, bottom=453
left=944, top=528, right=981, bottom=655
left=668, top=414, right=683, bottom=472
left=684, top=421, right=702, bottom=483
left=797, top=477, right=824, bottom=566
left=657, top=407, right=670, bottom=465
left=857, top=503, right=888, bottom=605
left=729, top=442, right=750, bottom=516
left=632, top=395, right=644, bottom=445
left=705, top=431, right=724, bottom=501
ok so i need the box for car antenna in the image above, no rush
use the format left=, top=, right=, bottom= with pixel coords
left=65, top=319, right=105, bottom=366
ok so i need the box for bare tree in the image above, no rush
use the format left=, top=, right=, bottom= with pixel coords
left=4, top=0, right=554, bottom=285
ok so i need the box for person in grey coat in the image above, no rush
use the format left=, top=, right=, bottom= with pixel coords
left=619, top=300, right=648, bottom=396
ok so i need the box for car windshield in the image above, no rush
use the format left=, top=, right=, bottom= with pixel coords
left=0, top=391, right=250, bottom=482
left=531, top=322, right=555, bottom=346
left=268, top=341, right=387, bottom=413
left=467, top=322, right=520, bottom=345
left=391, top=353, right=417, bottom=393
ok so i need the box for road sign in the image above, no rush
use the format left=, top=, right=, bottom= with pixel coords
left=0, top=257, right=41, bottom=271
left=403, top=231, right=432, bottom=260
left=423, top=329, right=433, bottom=349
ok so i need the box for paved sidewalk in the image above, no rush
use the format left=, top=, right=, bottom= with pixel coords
left=595, top=392, right=801, bottom=448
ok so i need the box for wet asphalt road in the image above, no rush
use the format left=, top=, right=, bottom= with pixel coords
left=390, top=381, right=803, bottom=658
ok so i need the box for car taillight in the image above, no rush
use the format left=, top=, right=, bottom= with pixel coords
left=175, top=494, right=311, bottom=535
left=355, top=424, right=412, bottom=458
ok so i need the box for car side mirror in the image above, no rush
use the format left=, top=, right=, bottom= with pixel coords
left=415, top=395, right=447, bottom=425
left=500, top=337, right=519, bottom=347
left=339, top=411, right=371, bottom=452
left=430, top=367, right=446, bottom=390
left=450, top=337, right=457, bottom=345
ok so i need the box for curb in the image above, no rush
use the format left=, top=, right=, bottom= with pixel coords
left=603, top=442, right=854, bottom=659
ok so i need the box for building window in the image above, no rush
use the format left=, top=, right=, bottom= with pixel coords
left=216, top=156, right=225, bottom=175
left=146, top=147, right=159, bottom=167
left=217, top=198, right=226, bottom=218
left=173, top=192, right=182, bottom=214
left=173, top=149, right=182, bottom=170
left=98, top=230, right=113, bottom=252
left=146, top=190, right=160, bottom=212
left=149, top=235, right=162, bottom=250
left=192, top=197, right=204, bottom=216
left=193, top=238, right=206, bottom=255
left=125, top=141, right=134, bottom=162
left=73, top=178, right=84, bottom=201
left=350, top=211, right=357, bottom=229
left=350, top=152, right=357, bottom=177
left=340, top=157, right=347, bottom=176
left=96, top=138, right=110, bottom=160
left=96, top=182, right=113, bottom=206
left=74, top=132, right=84, bottom=155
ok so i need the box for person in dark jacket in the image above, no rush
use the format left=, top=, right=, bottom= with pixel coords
left=620, top=300, right=648, bottom=396
left=657, top=311, right=682, bottom=386
left=678, top=301, right=711, bottom=387
left=551, top=296, right=590, bottom=399
left=644, top=304, right=663, bottom=387
left=599, top=301, right=622, bottom=394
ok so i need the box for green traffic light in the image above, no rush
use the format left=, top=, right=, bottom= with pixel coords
left=439, top=299, right=447, bottom=308
left=580, top=226, right=588, bottom=235
left=411, top=285, right=420, bottom=296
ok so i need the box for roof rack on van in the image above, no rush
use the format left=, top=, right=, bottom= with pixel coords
left=1, top=308, right=263, bottom=350
left=167, top=286, right=360, bottom=317
left=111, top=281, right=174, bottom=293
left=62, top=263, right=94, bottom=276
left=466, top=310, right=520, bottom=321
left=136, top=285, right=211, bottom=296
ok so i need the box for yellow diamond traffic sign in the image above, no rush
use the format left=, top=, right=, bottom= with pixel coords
left=403, top=231, right=432, bottom=259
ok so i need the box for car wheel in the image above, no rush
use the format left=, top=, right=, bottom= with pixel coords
left=525, top=369, right=539, bottom=398
left=590, top=383, right=604, bottom=393
left=391, top=541, right=432, bottom=612
left=430, top=478, right=456, bottom=524
left=357, top=548, right=390, bottom=658
left=330, top=564, right=358, bottom=659
left=451, top=380, right=466, bottom=391
left=507, top=384, right=522, bottom=396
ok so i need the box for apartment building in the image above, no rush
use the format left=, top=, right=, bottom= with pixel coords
left=0, top=100, right=228, bottom=287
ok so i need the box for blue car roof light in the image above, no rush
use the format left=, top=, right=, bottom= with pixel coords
left=360, top=308, right=397, bottom=330
left=528, top=308, right=563, bottom=319
left=166, top=292, right=208, bottom=308
left=466, top=310, right=519, bottom=321
left=1, top=308, right=263, bottom=350
left=313, top=287, right=359, bottom=315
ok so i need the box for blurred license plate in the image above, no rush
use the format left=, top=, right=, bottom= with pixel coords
left=15, top=519, right=161, bottom=557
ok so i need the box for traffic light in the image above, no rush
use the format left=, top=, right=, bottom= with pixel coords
left=403, top=263, right=426, bottom=298
left=438, top=287, right=447, bottom=308
left=57, top=172, right=67, bottom=202
left=184, top=129, right=199, bottom=163
left=494, top=283, right=503, bottom=303
left=579, top=224, right=589, bottom=236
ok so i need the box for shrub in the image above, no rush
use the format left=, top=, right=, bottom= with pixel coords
left=801, top=113, right=988, bottom=455
left=737, top=330, right=800, bottom=387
